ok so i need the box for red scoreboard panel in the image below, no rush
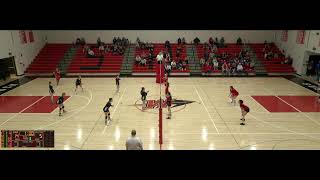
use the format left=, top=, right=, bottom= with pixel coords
left=1, top=130, right=54, bottom=148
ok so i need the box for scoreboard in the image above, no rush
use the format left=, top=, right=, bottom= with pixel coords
left=1, top=130, right=54, bottom=148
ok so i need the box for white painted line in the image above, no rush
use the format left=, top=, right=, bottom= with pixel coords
left=263, top=87, right=320, bottom=128
left=274, top=95, right=320, bottom=127
left=248, top=112, right=320, bottom=141
left=0, top=96, right=47, bottom=127
left=36, top=89, right=93, bottom=130
left=102, top=87, right=127, bottom=134
left=193, top=85, right=220, bottom=134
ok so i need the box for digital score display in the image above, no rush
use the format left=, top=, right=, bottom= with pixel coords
left=1, top=130, right=54, bottom=148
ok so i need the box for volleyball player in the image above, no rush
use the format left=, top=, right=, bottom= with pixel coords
left=103, top=98, right=113, bottom=125
left=74, top=76, right=83, bottom=93
left=165, top=82, right=170, bottom=95
left=140, top=87, right=149, bottom=110
left=239, top=100, right=250, bottom=125
left=57, top=92, right=66, bottom=116
left=229, top=86, right=239, bottom=105
left=49, top=81, right=54, bottom=104
left=53, top=68, right=61, bottom=86
left=115, top=75, right=120, bottom=92
left=166, top=92, right=172, bottom=119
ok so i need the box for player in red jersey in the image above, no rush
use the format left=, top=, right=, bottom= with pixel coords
left=229, top=86, right=239, bottom=105
left=53, top=68, right=61, bottom=86
left=239, top=100, right=250, bottom=125
left=165, top=82, right=169, bottom=95
left=163, top=73, right=168, bottom=84
left=166, top=92, right=172, bottom=119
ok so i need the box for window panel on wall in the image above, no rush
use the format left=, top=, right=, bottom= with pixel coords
left=19, top=30, right=27, bottom=44
left=28, top=30, right=34, bottom=43
left=296, top=30, right=305, bottom=44
left=281, top=30, right=288, bottom=42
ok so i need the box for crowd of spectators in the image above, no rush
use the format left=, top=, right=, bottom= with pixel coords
left=200, top=37, right=253, bottom=76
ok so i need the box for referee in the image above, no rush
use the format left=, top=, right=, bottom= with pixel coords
left=125, top=130, right=143, bottom=150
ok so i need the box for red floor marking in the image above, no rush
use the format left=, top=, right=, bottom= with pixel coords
left=278, top=96, right=320, bottom=112
left=251, top=96, right=298, bottom=112
left=0, top=96, right=43, bottom=113
left=22, top=96, right=70, bottom=113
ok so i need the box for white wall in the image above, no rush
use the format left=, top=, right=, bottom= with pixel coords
left=45, top=30, right=276, bottom=44
left=0, top=30, right=47, bottom=75
left=275, top=30, right=320, bottom=75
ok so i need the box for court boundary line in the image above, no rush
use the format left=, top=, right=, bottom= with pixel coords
left=193, top=85, right=220, bottom=134
left=263, top=86, right=320, bottom=128
left=0, top=96, right=47, bottom=127
left=275, top=95, right=320, bottom=127
left=102, top=87, right=127, bottom=134
left=36, top=89, right=93, bottom=130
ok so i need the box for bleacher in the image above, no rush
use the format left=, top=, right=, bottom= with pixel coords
left=250, top=43, right=295, bottom=74
left=25, top=44, right=71, bottom=75
left=196, top=43, right=254, bottom=74
left=132, top=43, right=190, bottom=75
left=67, top=44, right=124, bottom=75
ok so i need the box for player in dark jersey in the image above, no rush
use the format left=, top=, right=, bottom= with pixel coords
left=239, top=100, right=250, bottom=125
left=103, top=98, right=113, bottom=125
left=49, top=81, right=55, bottom=104
left=74, top=76, right=83, bottom=93
left=140, top=87, right=149, bottom=110
left=229, top=86, right=239, bottom=105
left=166, top=92, right=172, bottom=119
left=57, top=92, right=66, bottom=116
left=115, top=75, right=120, bottom=92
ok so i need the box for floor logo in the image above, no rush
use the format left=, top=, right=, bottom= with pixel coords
left=134, top=96, right=195, bottom=114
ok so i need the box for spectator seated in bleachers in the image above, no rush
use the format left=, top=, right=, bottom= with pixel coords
left=237, top=37, right=243, bottom=45
left=87, top=49, right=96, bottom=58
left=237, top=63, right=244, bottom=73
left=214, top=37, right=219, bottom=46
left=135, top=55, right=142, bottom=65
left=193, top=37, right=200, bottom=45
left=99, top=44, right=105, bottom=55
left=171, top=60, right=177, bottom=69
left=76, top=38, right=81, bottom=46
left=97, top=37, right=102, bottom=47
left=213, top=58, right=219, bottom=70
left=80, top=38, right=86, bottom=46
left=219, top=37, right=225, bottom=48
left=165, top=40, right=171, bottom=49
left=181, top=61, right=187, bottom=71
left=282, top=55, right=293, bottom=65
left=177, top=38, right=182, bottom=45
left=140, top=58, right=147, bottom=66
left=182, top=37, right=186, bottom=45
left=83, top=44, right=89, bottom=54
left=200, top=58, right=205, bottom=67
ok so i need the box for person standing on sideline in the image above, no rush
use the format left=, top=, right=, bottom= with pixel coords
left=115, top=75, right=121, bottom=92
left=49, top=81, right=55, bottom=104
left=53, top=68, right=61, bottom=86
left=125, top=130, right=143, bottom=150
left=166, top=92, right=172, bottom=119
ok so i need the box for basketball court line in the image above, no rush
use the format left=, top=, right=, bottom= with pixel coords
left=263, top=87, right=320, bottom=127
left=248, top=112, right=320, bottom=141
left=102, top=87, right=127, bottom=134
left=36, top=89, right=93, bottom=130
left=193, top=85, right=220, bottom=134
left=0, top=96, right=47, bottom=127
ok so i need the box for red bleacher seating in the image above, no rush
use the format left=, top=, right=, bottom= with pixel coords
left=67, top=45, right=124, bottom=74
left=133, top=43, right=190, bottom=73
left=250, top=43, right=295, bottom=73
left=25, top=44, right=71, bottom=74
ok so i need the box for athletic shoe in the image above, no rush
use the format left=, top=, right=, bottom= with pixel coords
left=240, top=123, right=245, bottom=125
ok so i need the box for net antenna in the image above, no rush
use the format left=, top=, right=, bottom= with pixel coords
left=158, top=51, right=163, bottom=150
